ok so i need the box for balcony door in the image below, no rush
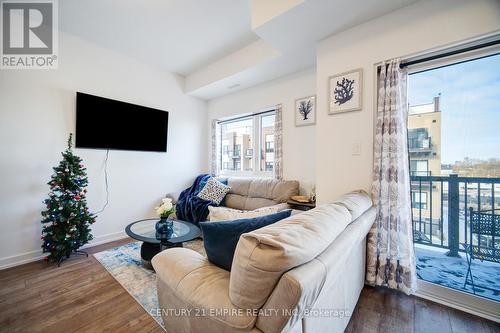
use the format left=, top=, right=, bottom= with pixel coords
left=407, top=46, right=500, bottom=319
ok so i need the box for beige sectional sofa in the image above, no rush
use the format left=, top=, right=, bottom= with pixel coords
left=152, top=190, right=375, bottom=333
left=169, top=177, right=300, bottom=218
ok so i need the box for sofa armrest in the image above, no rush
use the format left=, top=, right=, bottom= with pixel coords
left=165, top=192, right=180, bottom=204
left=151, top=248, right=257, bottom=332
left=255, top=258, right=327, bottom=333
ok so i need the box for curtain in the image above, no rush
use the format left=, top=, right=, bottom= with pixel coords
left=274, top=104, right=283, bottom=180
left=210, top=119, right=220, bottom=177
left=366, top=59, right=417, bottom=294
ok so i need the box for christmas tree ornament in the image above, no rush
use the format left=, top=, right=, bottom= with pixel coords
left=40, top=133, right=95, bottom=266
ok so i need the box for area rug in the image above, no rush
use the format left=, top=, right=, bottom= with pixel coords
left=93, top=240, right=206, bottom=330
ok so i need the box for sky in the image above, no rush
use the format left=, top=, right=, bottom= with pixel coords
left=408, top=53, right=500, bottom=164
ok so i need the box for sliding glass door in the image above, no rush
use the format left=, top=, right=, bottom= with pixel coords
left=407, top=50, right=500, bottom=311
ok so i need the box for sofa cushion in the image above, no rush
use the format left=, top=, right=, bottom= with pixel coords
left=208, top=205, right=281, bottom=222
left=225, top=178, right=299, bottom=210
left=200, top=210, right=292, bottom=271
left=229, top=203, right=351, bottom=309
left=197, top=177, right=231, bottom=205
left=333, top=190, right=372, bottom=220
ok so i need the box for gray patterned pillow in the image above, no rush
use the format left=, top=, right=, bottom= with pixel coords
left=197, top=177, right=231, bottom=205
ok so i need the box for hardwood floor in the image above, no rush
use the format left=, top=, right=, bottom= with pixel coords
left=0, top=238, right=163, bottom=333
left=0, top=239, right=498, bottom=333
left=347, top=287, right=499, bottom=333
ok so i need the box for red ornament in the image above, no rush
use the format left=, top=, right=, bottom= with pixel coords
left=75, top=195, right=81, bottom=201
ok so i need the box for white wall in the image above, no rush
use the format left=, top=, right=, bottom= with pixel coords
left=208, top=68, right=316, bottom=194
left=0, top=32, right=208, bottom=268
left=315, top=0, right=500, bottom=203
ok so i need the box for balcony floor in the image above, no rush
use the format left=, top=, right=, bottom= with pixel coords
left=415, top=246, right=500, bottom=302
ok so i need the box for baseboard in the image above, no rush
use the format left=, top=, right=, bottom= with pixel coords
left=0, top=231, right=128, bottom=271
left=415, top=280, right=500, bottom=323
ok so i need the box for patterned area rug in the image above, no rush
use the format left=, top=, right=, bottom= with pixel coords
left=93, top=239, right=206, bottom=330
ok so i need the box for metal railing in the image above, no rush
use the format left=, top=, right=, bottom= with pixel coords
left=409, top=137, right=431, bottom=150
left=411, top=174, right=500, bottom=257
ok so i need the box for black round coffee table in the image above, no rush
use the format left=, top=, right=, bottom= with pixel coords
left=125, top=218, right=201, bottom=268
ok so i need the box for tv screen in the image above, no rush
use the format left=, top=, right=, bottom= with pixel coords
left=75, top=92, right=168, bottom=152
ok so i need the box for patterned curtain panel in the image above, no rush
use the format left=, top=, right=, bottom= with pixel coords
left=366, top=59, right=417, bottom=294
left=274, top=104, right=283, bottom=180
left=210, top=119, right=220, bottom=177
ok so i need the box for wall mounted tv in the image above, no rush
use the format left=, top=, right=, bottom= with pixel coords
left=75, top=92, right=169, bottom=152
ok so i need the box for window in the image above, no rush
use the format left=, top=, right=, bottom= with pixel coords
left=407, top=47, right=500, bottom=304
left=410, top=160, right=429, bottom=176
left=411, top=192, right=427, bottom=210
left=219, top=117, right=253, bottom=173
left=265, top=140, right=274, bottom=153
left=260, top=114, right=275, bottom=172
left=234, top=144, right=241, bottom=157
left=218, top=110, right=275, bottom=176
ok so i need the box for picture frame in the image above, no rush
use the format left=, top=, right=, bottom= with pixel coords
left=328, top=68, right=362, bottom=114
left=295, top=95, right=316, bottom=127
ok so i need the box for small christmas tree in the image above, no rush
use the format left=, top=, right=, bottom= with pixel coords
left=41, top=133, right=96, bottom=265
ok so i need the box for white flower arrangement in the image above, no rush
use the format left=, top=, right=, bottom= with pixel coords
left=155, top=198, right=176, bottom=219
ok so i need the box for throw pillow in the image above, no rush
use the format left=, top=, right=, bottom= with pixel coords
left=200, top=209, right=292, bottom=271
left=198, top=177, right=228, bottom=192
left=197, top=177, right=231, bottom=205
left=208, top=205, right=281, bottom=222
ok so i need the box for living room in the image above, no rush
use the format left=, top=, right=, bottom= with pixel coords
left=0, top=0, right=499, bottom=332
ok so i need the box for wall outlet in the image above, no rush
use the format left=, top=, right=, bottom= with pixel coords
left=352, top=142, right=361, bottom=156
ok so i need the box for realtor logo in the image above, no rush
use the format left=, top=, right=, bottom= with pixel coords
left=1, top=0, right=58, bottom=69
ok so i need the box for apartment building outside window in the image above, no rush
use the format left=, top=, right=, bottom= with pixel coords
left=218, top=110, right=275, bottom=176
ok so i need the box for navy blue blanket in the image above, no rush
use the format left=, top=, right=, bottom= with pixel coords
left=176, top=174, right=214, bottom=225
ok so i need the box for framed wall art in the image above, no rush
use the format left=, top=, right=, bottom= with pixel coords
left=328, top=69, right=362, bottom=114
left=295, top=95, right=316, bottom=126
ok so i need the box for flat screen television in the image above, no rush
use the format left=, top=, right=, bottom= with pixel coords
left=75, top=92, right=169, bottom=152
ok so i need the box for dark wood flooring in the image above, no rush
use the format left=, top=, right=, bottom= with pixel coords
left=0, top=239, right=498, bottom=333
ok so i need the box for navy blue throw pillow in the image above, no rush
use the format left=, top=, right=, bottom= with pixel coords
left=199, top=209, right=292, bottom=271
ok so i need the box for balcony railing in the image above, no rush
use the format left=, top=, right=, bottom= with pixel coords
left=409, top=137, right=433, bottom=155
left=411, top=174, right=500, bottom=257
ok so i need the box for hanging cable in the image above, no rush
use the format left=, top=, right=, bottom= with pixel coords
left=94, top=149, right=110, bottom=214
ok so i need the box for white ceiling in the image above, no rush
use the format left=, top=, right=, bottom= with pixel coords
left=59, top=0, right=419, bottom=99
left=59, top=0, right=258, bottom=76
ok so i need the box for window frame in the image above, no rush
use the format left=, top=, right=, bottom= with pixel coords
left=218, top=109, right=276, bottom=178
left=410, top=160, right=429, bottom=176
left=412, top=191, right=428, bottom=210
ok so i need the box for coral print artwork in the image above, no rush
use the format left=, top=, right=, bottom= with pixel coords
left=328, top=69, right=363, bottom=114
left=295, top=95, right=316, bottom=127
